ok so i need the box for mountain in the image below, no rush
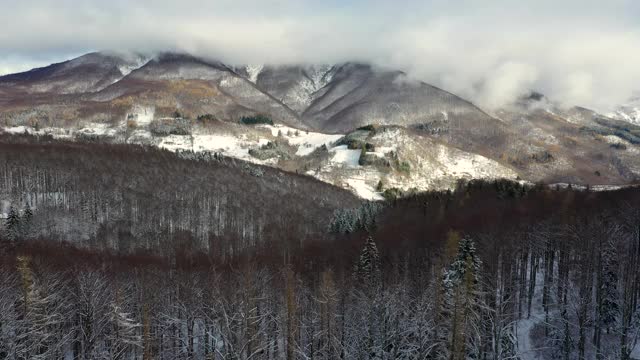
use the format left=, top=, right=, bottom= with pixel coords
left=0, top=53, right=501, bottom=134
left=89, top=53, right=307, bottom=129
left=1, top=51, right=640, bottom=198
left=0, top=52, right=147, bottom=95
left=239, top=64, right=334, bottom=114
left=300, top=63, right=494, bottom=133
left=608, top=96, right=640, bottom=125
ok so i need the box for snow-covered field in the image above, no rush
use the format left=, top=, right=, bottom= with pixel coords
left=345, top=177, right=384, bottom=200
left=330, top=145, right=361, bottom=167
left=260, top=124, right=342, bottom=156
left=159, top=134, right=265, bottom=161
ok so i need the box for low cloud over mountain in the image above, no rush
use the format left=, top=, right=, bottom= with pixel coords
left=2, top=0, right=640, bottom=111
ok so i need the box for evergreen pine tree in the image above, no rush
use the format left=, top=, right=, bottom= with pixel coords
left=354, top=236, right=383, bottom=359
left=444, top=236, right=481, bottom=286
left=339, top=210, right=354, bottom=234
left=328, top=209, right=342, bottom=233
left=355, top=236, right=381, bottom=287
left=5, top=206, right=21, bottom=241
left=440, top=235, right=483, bottom=360
left=20, top=205, right=33, bottom=238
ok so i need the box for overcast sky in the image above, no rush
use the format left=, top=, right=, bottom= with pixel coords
left=1, top=0, right=639, bottom=111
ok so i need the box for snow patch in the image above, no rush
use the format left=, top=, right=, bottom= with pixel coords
left=345, top=178, right=384, bottom=201
left=193, top=135, right=251, bottom=159
left=608, top=105, right=640, bottom=125
left=118, top=56, right=149, bottom=76
left=288, top=132, right=342, bottom=156
left=279, top=65, right=334, bottom=111
left=4, top=126, right=29, bottom=134
left=126, top=105, right=155, bottom=126
left=77, top=123, right=118, bottom=137
left=157, top=133, right=278, bottom=165
left=307, top=65, right=333, bottom=90
left=260, top=124, right=343, bottom=156
left=436, top=147, right=507, bottom=178
left=245, top=64, right=264, bottom=83
left=330, top=146, right=361, bottom=167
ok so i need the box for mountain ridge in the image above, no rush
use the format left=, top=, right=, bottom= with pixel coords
left=2, top=51, right=640, bottom=198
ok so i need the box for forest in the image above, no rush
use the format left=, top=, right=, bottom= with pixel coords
left=1, top=134, right=640, bottom=359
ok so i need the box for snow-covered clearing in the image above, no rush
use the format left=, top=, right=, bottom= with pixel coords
left=436, top=146, right=510, bottom=179
left=158, top=134, right=274, bottom=164
left=118, top=56, right=149, bottom=77
left=260, top=124, right=343, bottom=156
left=330, top=145, right=361, bottom=167
left=288, top=131, right=342, bottom=156
left=77, top=123, right=118, bottom=137
left=4, top=126, right=29, bottom=134
left=345, top=177, right=384, bottom=201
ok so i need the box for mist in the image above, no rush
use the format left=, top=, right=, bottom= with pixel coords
left=1, top=0, right=639, bottom=111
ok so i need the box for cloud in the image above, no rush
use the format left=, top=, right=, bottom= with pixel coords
left=1, top=0, right=639, bottom=111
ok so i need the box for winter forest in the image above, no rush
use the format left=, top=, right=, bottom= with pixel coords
left=1, top=133, right=640, bottom=359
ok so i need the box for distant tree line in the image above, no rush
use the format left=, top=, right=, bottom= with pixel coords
left=240, top=114, right=274, bottom=126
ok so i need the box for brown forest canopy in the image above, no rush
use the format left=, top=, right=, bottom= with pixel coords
left=2, top=134, right=640, bottom=359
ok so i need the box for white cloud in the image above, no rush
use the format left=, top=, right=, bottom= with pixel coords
left=480, top=62, right=540, bottom=109
left=1, top=0, right=639, bottom=111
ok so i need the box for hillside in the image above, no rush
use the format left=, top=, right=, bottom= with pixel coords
left=1, top=51, right=640, bottom=197
left=0, top=133, right=360, bottom=254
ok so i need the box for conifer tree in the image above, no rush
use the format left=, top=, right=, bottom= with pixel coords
left=20, top=205, right=33, bottom=239
left=440, top=235, right=482, bottom=360
left=355, top=236, right=381, bottom=287
left=339, top=210, right=354, bottom=234
left=5, top=206, right=20, bottom=241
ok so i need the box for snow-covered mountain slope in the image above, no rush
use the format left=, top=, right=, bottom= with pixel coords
left=0, top=52, right=508, bottom=139
left=250, top=64, right=334, bottom=114
left=493, top=105, right=640, bottom=185
left=608, top=96, right=640, bottom=125
left=88, top=53, right=308, bottom=129
left=306, top=126, right=517, bottom=199
left=244, top=64, right=264, bottom=83
left=2, top=120, right=518, bottom=200
left=2, top=51, right=640, bottom=192
left=300, top=63, right=492, bottom=133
